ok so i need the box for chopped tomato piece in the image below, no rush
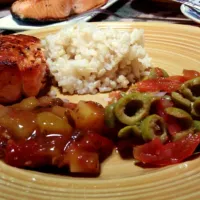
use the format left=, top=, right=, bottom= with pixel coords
left=167, top=75, right=187, bottom=82
left=156, top=99, right=183, bottom=135
left=5, top=135, right=68, bottom=168
left=165, top=116, right=182, bottom=136
left=76, top=132, right=114, bottom=161
left=5, top=139, right=51, bottom=168
left=133, top=134, right=200, bottom=166
left=183, top=69, right=200, bottom=80
left=108, top=91, right=124, bottom=104
left=155, top=99, right=181, bottom=136
left=136, top=76, right=186, bottom=93
left=156, top=98, right=174, bottom=119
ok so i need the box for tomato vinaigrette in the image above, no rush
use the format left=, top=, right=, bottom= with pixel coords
left=0, top=68, right=200, bottom=175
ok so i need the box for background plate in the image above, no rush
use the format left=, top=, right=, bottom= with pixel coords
left=1, top=22, right=200, bottom=200
left=181, top=4, right=200, bottom=24
left=0, top=0, right=119, bottom=31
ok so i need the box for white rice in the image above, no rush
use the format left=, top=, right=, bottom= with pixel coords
left=43, top=23, right=152, bottom=94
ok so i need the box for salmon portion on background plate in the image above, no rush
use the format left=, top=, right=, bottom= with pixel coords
left=11, top=0, right=108, bottom=23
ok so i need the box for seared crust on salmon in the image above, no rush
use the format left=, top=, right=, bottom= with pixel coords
left=0, top=34, right=48, bottom=104
left=11, top=0, right=108, bottom=24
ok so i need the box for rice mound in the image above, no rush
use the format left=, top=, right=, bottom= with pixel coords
left=43, top=23, right=152, bottom=94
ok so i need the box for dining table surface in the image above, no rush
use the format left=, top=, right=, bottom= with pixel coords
left=0, top=0, right=199, bottom=35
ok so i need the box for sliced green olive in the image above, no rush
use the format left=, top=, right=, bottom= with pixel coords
left=141, top=114, right=168, bottom=143
left=165, top=107, right=193, bottom=141
left=165, top=107, right=193, bottom=124
left=193, top=120, right=200, bottom=131
left=149, top=67, right=169, bottom=79
left=180, top=77, right=200, bottom=101
left=171, top=92, right=191, bottom=111
left=118, top=125, right=141, bottom=138
left=105, top=103, right=117, bottom=128
left=172, top=128, right=194, bottom=141
left=114, top=92, right=155, bottom=125
left=191, top=99, right=200, bottom=117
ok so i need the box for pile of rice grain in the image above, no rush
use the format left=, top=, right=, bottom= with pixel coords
left=43, top=23, right=152, bottom=94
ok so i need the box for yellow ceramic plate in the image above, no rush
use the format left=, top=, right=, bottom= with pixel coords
left=1, top=22, right=200, bottom=200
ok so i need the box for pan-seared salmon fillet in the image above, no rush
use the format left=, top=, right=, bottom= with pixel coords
left=72, top=0, right=108, bottom=13
left=11, top=0, right=72, bottom=22
left=11, top=0, right=108, bottom=23
left=0, top=34, right=48, bottom=104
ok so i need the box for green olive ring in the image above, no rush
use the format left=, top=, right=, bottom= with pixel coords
left=165, top=107, right=194, bottom=141
left=105, top=103, right=117, bottom=128
left=114, top=92, right=154, bottom=125
left=149, top=68, right=169, bottom=79
left=118, top=125, right=141, bottom=138
left=171, top=92, right=191, bottom=111
left=191, top=98, right=200, bottom=117
left=193, top=120, right=200, bottom=131
left=141, top=114, right=168, bottom=143
left=180, top=77, right=200, bottom=101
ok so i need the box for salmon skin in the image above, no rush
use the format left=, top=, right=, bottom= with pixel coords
left=0, top=34, right=48, bottom=104
left=11, top=0, right=108, bottom=24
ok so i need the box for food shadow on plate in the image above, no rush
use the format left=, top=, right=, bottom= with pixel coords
left=185, top=152, right=200, bottom=161
left=26, top=165, right=101, bottom=178
left=116, top=135, right=144, bottom=160
left=135, top=162, right=164, bottom=169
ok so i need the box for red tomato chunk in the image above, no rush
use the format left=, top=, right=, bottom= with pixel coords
left=183, top=69, right=200, bottom=80
left=133, top=134, right=200, bottom=166
left=136, top=76, right=187, bottom=93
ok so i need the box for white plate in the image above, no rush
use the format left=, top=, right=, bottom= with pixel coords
left=181, top=4, right=200, bottom=24
left=0, top=0, right=119, bottom=31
